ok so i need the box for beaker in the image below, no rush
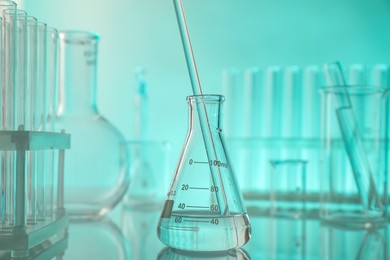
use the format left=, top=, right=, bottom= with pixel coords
left=320, top=85, right=388, bottom=228
left=57, top=31, right=129, bottom=219
left=270, top=159, right=307, bottom=219
left=157, top=94, right=251, bottom=252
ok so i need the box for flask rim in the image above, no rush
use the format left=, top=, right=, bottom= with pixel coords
left=187, top=94, right=225, bottom=103
left=59, top=30, right=100, bottom=44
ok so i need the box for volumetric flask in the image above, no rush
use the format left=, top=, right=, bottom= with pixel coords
left=157, top=94, right=251, bottom=251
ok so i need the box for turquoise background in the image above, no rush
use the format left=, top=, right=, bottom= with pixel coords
left=22, top=0, right=390, bottom=155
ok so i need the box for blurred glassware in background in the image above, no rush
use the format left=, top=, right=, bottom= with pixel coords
left=320, top=222, right=387, bottom=259
left=122, top=66, right=173, bottom=209
left=121, top=204, right=164, bottom=259
left=63, top=218, right=131, bottom=260
left=319, top=85, right=388, bottom=228
left=270, top=217, right=307, bottom=260
left=157, top=94, right=251, bottom=252
left=222, top=64, right=390, bottom=220
left=57, top=31, right=129, bottom=220
left=270, top=159, right=307, bottom=219
left=157, top=247, right=250, bottom=260
left=123, top=140, right=171, bottom=209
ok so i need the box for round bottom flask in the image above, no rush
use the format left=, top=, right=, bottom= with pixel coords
left=57, top=31, right=128, bottom=219
left=157, top=95, right=251, bottom=251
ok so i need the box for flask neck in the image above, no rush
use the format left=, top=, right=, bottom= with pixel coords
left=188, top=95, right=224, bottom=134
left=58, top=31, right=99, bottom=116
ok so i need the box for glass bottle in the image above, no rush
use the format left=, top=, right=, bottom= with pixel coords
left=57, top=31, right=128, bottom=219
left=157, top=94, right=251, bottom=251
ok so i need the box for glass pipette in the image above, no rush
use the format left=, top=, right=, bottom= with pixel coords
left=172, top=0, right=229, bottom=216
left=324, top=62, right=382, bottom=212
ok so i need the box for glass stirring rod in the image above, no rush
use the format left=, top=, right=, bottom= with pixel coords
left=172, top=0, right=229, bottom=216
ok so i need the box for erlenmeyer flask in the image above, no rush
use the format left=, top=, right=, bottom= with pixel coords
left=157, top=94, right=251, bottom=251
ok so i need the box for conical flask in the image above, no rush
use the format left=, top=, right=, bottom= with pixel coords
left=157, top=94, right=251, bottom=251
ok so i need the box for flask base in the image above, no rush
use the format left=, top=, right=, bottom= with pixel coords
left=157, top=211, right=251, bottom=251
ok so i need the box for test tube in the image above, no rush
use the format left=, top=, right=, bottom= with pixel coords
left=0, top=17, right=2, bottom=226
left=36, top=21, right=47, bottom=219
left=44, top=27, right=58, bottom=219
left=302, top=65, right=322, bottom=193
left=14, top=11, right=27, bottom=131
left=4, top=9, right=27, bottom=229
left=371, top=64, right=389, bottom=88
left=0, top=0, right=16, bottom=227
left=348, top=64, right=367, bottom=85
left=45, top=27, right=58, bottom=132
left=36, top=22, right=46, bottom=131
left=302, top=65, right=321, bottom=138
left=222, top=68, right=245, bottom=138
left=268, top=66, right=283, bottom=138
left=245, top=67, right=264, bottom=191
left=282, top=66, right=303, bottom=139
left=26, top=15, right=37, bottom=224
left=246, top=67, right=263, bottom=137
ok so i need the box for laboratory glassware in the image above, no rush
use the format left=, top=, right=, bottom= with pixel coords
left=57, top=31, right=129, bottom=219
left=320, top=85, right=388, bottom=228
left=157, top=94, right=251, bottom=252
left=270, top=159, right=307, bottom=218
left=124, top=141, right=171, bottom=208
left=0, top=129, right=70, bottom=258
left=64, top=218, right=131, bottom=260
left=320, top=222, right=386, bottom=259
left=157, top=247, right=250, bottom=260
left=122, top=205, right=164, bottom=259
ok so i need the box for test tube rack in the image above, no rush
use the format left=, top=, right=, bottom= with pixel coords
left=0, top=130, right=70, bottom=258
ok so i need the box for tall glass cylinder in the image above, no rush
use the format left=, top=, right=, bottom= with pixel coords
left=1, top=1, right=16, bottom=130
left=36, top=22, right=46, bottom=131
left=26, top=15, right=37, bottom=224
left=14, top=10, right=27, bottom=131
left=45, top=27, right=57, bottom=132
left=26, top=16, right=37, bottom=131
left=44, top=27, right=58, bottom=219
left=57, top=31, right=129, bottom=219
left=0, top=0, right=16, bottom=227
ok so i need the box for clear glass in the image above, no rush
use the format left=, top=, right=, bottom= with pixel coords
left=270, top=159, right=307, bottom=218
left=157, top=94, right=251, bottom=251
left=1, top=5, right=18, bottom=228
left=123, top=141, right=172, bottom=209
left=45, top=27, right=58, bottom=132
left=121, top=205, right=164, bottom=259
left=64, top=218, right=131, bottom=260
left=36, top=22, right=46, bottom=131
left=157, top=247, right=250, bottom=259
left=44, top=27, right=58, bottom=220
left=14, top=10, right=27, bottom=130
left=2, top=3, right=16, bottom=131
left=56, top=31, right=129, bottom=219
left=320, top=85, right=388, bottom=228
left=25, top=15, right=37, bottom=224
left=26, top=16, right=37, bottom=131
left=320, top=222, right=386, bottom=259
